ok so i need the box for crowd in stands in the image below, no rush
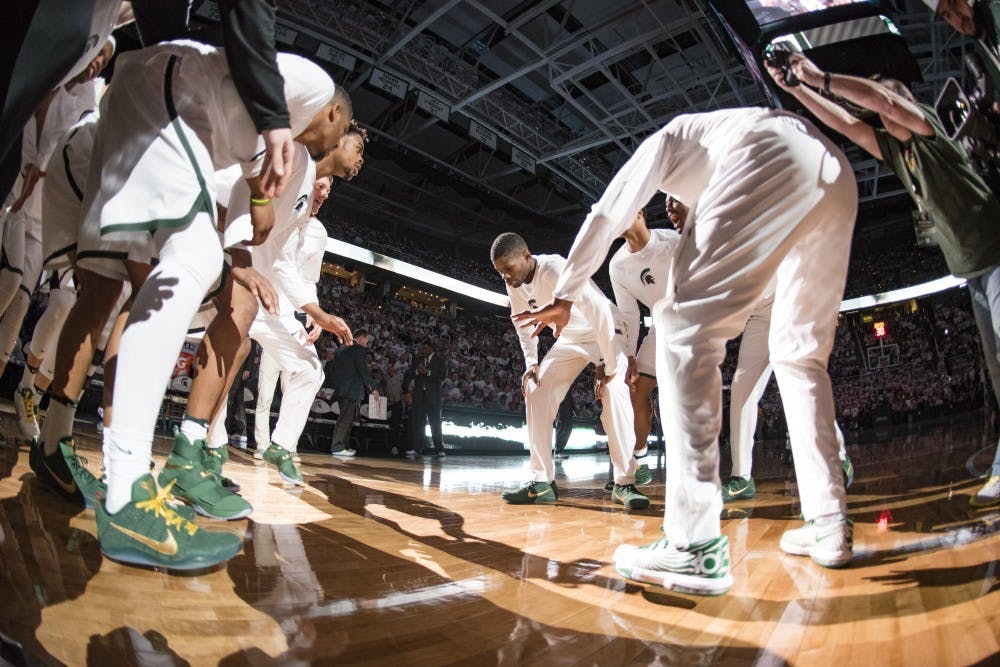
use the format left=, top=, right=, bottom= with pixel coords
left=311, top=268, right=991, bottom=440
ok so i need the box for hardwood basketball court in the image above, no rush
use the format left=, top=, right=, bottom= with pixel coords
left=1, top=413, right=998, bottom=666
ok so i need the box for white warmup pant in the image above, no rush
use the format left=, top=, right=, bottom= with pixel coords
left=524, top=334, right=636, bottom=484
left=251, top=315, right=324, bottom=453
left=27, top=270, right=76, bottom=364
left=729, top=292, right=849, bottom=479
left=254, top=348, right=282, bottom=447
left=655, top=113, right=857, bottom=547
left=0, top=210, right=43, bottom=364
left=729, top=295, right=774, bottom=479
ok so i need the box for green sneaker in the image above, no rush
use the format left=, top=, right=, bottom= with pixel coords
left=262, top=443, right=303, bottom=485
left=634, top=462, right=652, bottom=486
left=841, top=457, right=854, bottom=490
left=614, top=534, right=732, bottom=596
left=59, top=439, right=105, bottom=509
left=721, top=476, right=756, bottom=502
left=202, top=445, right=241, bottom=493
left=29, top=437, right=86, bottom=507
left=97, top=474, right=242, bottom=570
left=501, top=480, right=557, bottom=504
left=157, top=431, right=252, bottom=520
left=612, top=483, right=650, bottom=510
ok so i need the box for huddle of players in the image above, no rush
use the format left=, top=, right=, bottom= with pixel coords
left=491, top=42, right=1000, bottom=597
left=8, top=6, right=371, bottom=572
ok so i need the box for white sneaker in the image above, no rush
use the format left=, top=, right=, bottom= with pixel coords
left=971, top=475, right=1000, bottom=507
left=14, top=386, right=39, bottom=439
left=780, top=517, right=853, bottom=568
left=253, top=448, right=264, bottom=460
left=404, top=450, right=417, bottom=459
left=614, top=535, right=733, bottom=596
left=332, top=449, right=356, bottom=458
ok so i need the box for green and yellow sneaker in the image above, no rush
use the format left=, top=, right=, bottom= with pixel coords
left=262, top=443, right=303, bottom=485
left=29, top=437, right=86, bottom=507
left=97, top=474, right=242, bottom=570
left=841, top=456, right=854, bottom=490
left=614, top=534, right=733, bottom=596
left=634, top=462, right=652, bottom=485
left=501, top=480, right=557, bottom=504
left=157, top=431, right=252, bottom=520
left=59, top=439, right=105, bottom=509
left=721, top=476, right=756, bottom=502
left=15, top=386, right=40, bottom=438
left=612, top=483, right=650, bottom=509
left=202, top=444, right=241, bottom=493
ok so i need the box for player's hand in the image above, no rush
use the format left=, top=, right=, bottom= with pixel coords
left=304, top=315, right=322, bottom=344
left=11, top=164, right=43, bottom=212
left=626, top=356, right=640, bottom=392
left=259, top=127, right=294, bottom=198
left=319, top=312, right=353, bottom=345
left=231, top=264, right=279, bottom=315
left=246, top=201, right=274, bottom=247
left=521, top=364, right=540, bottom=396
left=513, top=297, right=573, bottom=339
left=594, top=364, right=607, bottom=401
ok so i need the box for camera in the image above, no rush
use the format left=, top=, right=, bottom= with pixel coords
left=935, top=52, right=1000, bottom=195
left=764, top=45, right=799, bottom=88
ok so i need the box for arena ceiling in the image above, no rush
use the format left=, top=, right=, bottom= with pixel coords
left=273, top=0, right=975, bottom=249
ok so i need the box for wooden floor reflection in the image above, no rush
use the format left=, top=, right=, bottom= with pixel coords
left=1, top=415, right=998, bottom=666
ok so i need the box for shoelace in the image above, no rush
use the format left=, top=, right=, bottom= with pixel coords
left=136, top=479, right=198, bottom=536
left=66, top=448, right=99, bottom=483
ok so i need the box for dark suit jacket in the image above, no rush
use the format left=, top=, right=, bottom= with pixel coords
left=327, top=343, right=376, bottom=402
left=404, top=352, right=446, bottom=395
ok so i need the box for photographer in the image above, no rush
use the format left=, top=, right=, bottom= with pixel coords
left=926, top=0, right=1000, bottom=70
left=765, top=54, right=1000, bottom=507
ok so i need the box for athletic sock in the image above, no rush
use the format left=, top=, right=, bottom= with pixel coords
left=634, top=446, right=649, bottom=466
left=180, top=415, right=208, bottom=445
left=19, top=361, right=38, bottom=392
left=105, top=424, right=154, bottom=514
left=41, top=395, right=76, bottom=456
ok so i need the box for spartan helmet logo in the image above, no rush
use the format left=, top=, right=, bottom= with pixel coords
left=294, top=194, right=309, bottom=212
left=640, top=268, right=655, bottom=285
left=528, top=298, right=538, bottom=309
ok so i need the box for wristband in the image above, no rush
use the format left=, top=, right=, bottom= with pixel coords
left=250, top=197, right=271, bottom=207
left=823, top=72, right=832, bottom=95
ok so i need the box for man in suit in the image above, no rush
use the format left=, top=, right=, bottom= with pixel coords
left=404, top=339, right=446, bottom=458
left=328, top=329, right=378, bottom=457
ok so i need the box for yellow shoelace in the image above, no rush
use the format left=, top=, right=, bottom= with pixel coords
left=136, top=479, right=198, bottom=536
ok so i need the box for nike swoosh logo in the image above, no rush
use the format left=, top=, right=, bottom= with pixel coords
left=527, top=489, right=550, bottom=499
left=44, top=460, right=78, bottom=495
left=109, top=521, right=179, bottom=556
left=728, top=486, right=751, bottom=495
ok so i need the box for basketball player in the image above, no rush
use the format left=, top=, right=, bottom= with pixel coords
left=2, top=42, right=114, bottom=437
left=518, top=107, right=858, bottom=595
left=210, top=124, right=366, bottom=483
left=55, top=41, right=349, bottom=569
left=491, top=233, right=649, bottom=509
left=609, top=207, right=682, bottom=486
